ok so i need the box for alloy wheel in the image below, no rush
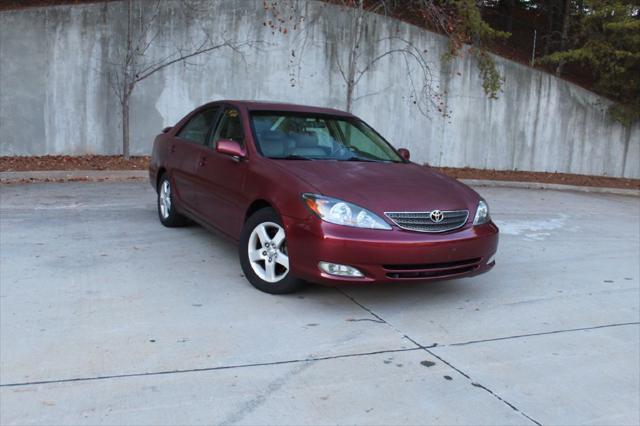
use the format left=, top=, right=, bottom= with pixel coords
left=159, top=179, right=171, bottom=219
left=248, top=222, right=289, bottom=283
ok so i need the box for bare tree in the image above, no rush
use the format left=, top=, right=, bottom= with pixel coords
left=286, top=0, right=446, bottom=115
left=339, top=1, right=451, bottom=115
left=322, top=0, right=507, bottom=108
left=110, top=0, right=253, bottom=159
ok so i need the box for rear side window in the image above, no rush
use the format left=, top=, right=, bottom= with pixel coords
left=177, top=108, right=217, bottom=144
left=211, top=108, right=244, bottom=146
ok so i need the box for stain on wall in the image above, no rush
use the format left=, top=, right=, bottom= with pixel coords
left=0, top=0, right=638, bottom=177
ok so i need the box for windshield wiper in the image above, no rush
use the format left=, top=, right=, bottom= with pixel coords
left=342, top=156, right=384, bottom=163
left=269, top=154, right=314, bottom=161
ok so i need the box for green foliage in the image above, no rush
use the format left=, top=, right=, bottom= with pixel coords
left=476, top=49, right=506, bottom=98
left=442, top=0, right=511, bottom=98
left=449, top=0, right=511, bottom=44
left=541, top=0, right=640, bottom=125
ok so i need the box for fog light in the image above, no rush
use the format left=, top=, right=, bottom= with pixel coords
left=318, top=262, right=364, bottom=277
left=487, top=254, right=496, bottom=265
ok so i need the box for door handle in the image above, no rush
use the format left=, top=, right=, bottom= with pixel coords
left=170, top=144, right=176, bottom=153
left=199, top=156, right=207, bottom=167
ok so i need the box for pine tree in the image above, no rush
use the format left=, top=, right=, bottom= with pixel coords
left=542, top=0, right=640, bottom=124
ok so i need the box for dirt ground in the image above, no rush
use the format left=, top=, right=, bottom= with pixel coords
left=0, top=155, right=149, bottom=172
left=433, top=166, right=640, bottom=190
left=0, top=0, right=117, bottom=11
left=1, top=155, right=638, bottom=190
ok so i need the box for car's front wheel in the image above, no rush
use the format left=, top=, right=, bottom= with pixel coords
left=239, top=208, right=305, bottom=294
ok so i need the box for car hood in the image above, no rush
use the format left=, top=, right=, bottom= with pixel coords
left=274, top=160, right=479, bottom=215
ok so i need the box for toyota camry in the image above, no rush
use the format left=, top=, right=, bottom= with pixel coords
left=149, top=101, right=498, bottom=294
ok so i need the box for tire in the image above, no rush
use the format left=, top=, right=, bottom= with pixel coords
left=157, top=174, right=188, bottom=227
left=239, top=208, right=306, bottom=294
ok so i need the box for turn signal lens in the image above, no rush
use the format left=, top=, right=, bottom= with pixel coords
left=303, top=194, right=391, bottom=230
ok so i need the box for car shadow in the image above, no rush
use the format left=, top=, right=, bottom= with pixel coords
left=336, top=278, right=481, bottom=303
left=293, top=276, right=485, bottom=316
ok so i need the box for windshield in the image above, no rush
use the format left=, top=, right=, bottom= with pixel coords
left=250, top=112, right=403, bottom=162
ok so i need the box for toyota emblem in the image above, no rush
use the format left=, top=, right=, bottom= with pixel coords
left=430, top=210, right=444, bottom=223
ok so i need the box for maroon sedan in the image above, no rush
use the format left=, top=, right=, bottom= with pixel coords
left=149, top=101, right=498, bottom=293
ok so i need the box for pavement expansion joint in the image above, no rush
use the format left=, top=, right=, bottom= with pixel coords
left=0, top=347, right=423, bottom=389
left=446, top=321, right=640, bottom=347
left=338, top=288, right=545, bottom=426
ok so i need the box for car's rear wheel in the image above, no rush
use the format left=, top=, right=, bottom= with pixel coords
left=157, top=174, right=188, bottom=227
left=239, top=208, right=305, bottom=294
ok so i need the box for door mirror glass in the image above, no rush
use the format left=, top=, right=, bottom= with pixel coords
left=397, top=148, right=410, bottom=161
left=216, top=139, right=246, bottom=158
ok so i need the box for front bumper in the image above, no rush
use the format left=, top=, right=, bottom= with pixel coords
left=282, top=215, right=499, bottom=285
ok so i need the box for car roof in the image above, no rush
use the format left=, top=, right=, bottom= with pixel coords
left=209, top=100, right=354, bottom=117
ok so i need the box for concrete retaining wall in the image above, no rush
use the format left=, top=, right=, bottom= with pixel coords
left=1, top=0, right=638, bottom=177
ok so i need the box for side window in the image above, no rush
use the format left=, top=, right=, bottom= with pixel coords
left=176, top=108, right=217, bottom=144
left=211, top=108, right=244, bottom=146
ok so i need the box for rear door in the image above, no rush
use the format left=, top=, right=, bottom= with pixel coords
left=194, top=106, right=249, bottom=237
left=169, top=106, right=219, bottom=212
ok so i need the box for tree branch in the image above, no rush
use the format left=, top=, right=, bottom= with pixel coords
left=135, top=41, right=230, bottom=83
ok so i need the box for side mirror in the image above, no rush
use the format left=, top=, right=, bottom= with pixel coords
left=216, top=139, right=246, bottom=160
left=397, top=148, right=410, bottom=161
left=161, top=126, right=172, bottom=134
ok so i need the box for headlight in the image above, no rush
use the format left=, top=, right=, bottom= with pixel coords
left=302, top=194, right=392, bottom=230
left=473, top=199, right=490, bottom=225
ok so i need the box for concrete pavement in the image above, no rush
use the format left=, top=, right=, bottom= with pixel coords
left=1, top=181, right=638, bottom=425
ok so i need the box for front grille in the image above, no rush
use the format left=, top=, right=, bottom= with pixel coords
left=385, top=210, right=469, bottom=233
left=383, top=258, right=481, bottom=271
left=385, top=266, right=477, bottom=279
left=383, top=258, right=482, bottom=279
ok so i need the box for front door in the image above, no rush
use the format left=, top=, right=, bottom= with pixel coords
left=170, top=107, right=218, bottom=212
left=194, top=107, right=249, bottom=237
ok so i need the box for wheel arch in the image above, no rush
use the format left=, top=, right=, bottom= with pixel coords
left=156, top=167, right=167, bottom=191
left=244, top=199, right=275, bottom=222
